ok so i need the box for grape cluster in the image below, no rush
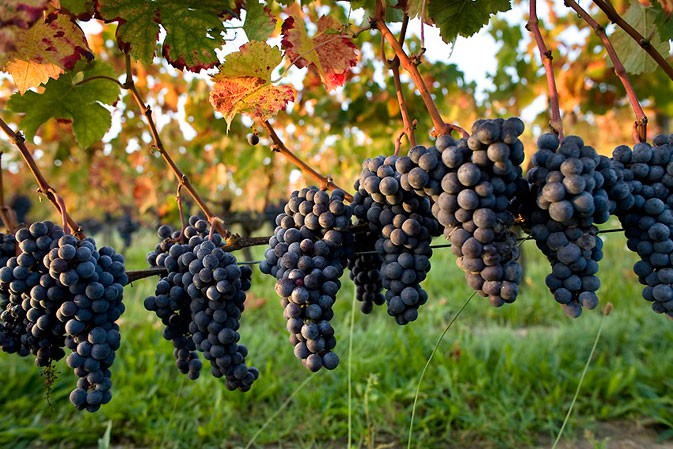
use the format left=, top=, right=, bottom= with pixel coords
left=145, top=218, right=205, bottom=379
left=347, top=230, right=384, bottom=313
left=526, top=134, right=613, bottom=317
left=260, top=187, right=352, bottom=371
left=428, top=118, right=526, bottom=307
left=0, top=232, right=17, bottom=353
left=611, top=136, right=673, bottom=316
left=144, top=216, right=258, bottom=390
left=0, top=221, right=126, bottom=412
left=352, top=155, right=441, bottom=324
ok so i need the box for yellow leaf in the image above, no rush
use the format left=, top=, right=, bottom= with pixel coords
left=5, top=59, right=63, bottom=93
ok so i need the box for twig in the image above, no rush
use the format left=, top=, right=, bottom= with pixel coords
left=372, top=18, right=468, bottom=139
left=0, top=115, right=82, bottom=237
left=387, top=15, right=417, bottom=153
left=121, top=55, right=230, bottom=239
left=565, top=0, right=648, bottom=142
left=260, top=120, right=354, bottom=202
left=526, top=0, right=564, bottom=138
left=593, top=0, right=673, bottom=82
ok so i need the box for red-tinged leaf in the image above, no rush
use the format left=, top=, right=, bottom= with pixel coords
left=312, top=15, right=358, bottom=90
left=0, top=0, right=49, bottom=28
left=281, top=7, right=358, bottom=91
left=209, top=77, right=295, bottom=130
left=1, top=12, right=93, bottom=93
left=661, top=0, right=673, bottom=17
left=281, top=10, right=320, bottom=70
left=0, top=27, right=19, bottom=56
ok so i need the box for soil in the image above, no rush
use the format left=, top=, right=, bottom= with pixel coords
left=533, top=421, right=673, bottom=449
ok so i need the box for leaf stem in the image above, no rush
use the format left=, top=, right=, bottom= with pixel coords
left=121, top=54, right=231, bottom=239
left=0, top=114, right=82, bottom=237
left=372, top=18, right=468, bottom=138
left=526, top=0, right=564, bottom=138
left=565, top=0, right=648, bottom=143
left=260, top=120, right=354, bottom=202
left=592, top=0, right=673, bottom=82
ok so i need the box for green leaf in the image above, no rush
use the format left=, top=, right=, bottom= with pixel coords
left=611, top=0, right=670, bottom=75
left=6, top=60, right=121, bottom=148
left=243, top=1, right=276, bottom=42
left=347, top=0, right=405, bottom=22
left=96, top=0, right=237, bottom=71
left=59, top=0, right=95, bottom=19
left=427, top=0, right=511, bottom=42
left=652, top=1, right=673, bottom=41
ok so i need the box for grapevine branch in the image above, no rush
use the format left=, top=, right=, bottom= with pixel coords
left=564, top=0, right=648, bottom=143
left=372, top=17, right=468, bottom=139
left=526, top=0, right=564, bottom=138
left=121, top=55, right=231, bottom=239
left=125, top=236, right=271, bottom=283
left=123, top=227, right=625, bottom=283
left=593, top=0, right=673, bottom=82
left=388, top=14, right=417, bottom=154
left=260, top=120, right=354, bottom=202
left=0, top=115, right=82, bottom=237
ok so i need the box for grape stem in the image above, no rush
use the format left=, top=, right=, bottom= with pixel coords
left=526, top=0, right=564, bottom=139
left=564, top=0, right=648, bottom=143
left=592, top=0, right=673, bottom=82
left=387, top=14, right=417, bottom=154
left=120, top=54, right=231, bottom=239
left=0, top=114, right=82, bottom=237
left=260, top=120, right=354, bottom=202
left=372, top=17, right=468, bottom=139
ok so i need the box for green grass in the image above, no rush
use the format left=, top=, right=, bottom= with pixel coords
left=2, top=220, right=673, bottom=449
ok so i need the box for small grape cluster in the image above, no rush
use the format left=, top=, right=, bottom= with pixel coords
left=347, top=230, right=384, bottom=314
left=352, top=154, right=441, bottom=324
left=260, top=187, right=352, bottom=371
left=0, top=221, right=127, bottom=412
left=526, top=134, right=612, bottom=317
left=145, top=216, right=258, bottom=390
left=610, top=136, right=673, bottom=316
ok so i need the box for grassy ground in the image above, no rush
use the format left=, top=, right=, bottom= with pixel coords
left=2, top=218, right=673, bottom=449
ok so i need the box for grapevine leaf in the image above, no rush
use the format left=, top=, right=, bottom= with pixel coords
left=209, top=78, right=295, bottom=130
left=611, top=0, right=670, bottom=74
left=281, top=7, right=359, bottom=91
left=0, top=27, right=19, bottom=57
left=59, top=0, right=96, bottom=20
left=652, top=1, right=673, bottom=40
left=213, top=41, right=281, bottom=80
left=95, top=0, right=238, bottom=71
left=410, top=0, right=512, bottom=43
left=209, top=41, right=295, bottom=129
left=0, top=0, right=48, bottom=28
left=243, top=0, right=276, bottom=42
left=653, top=0, right=673, bottom=19
left=1, top=12, right=93, bottom=93
left=348, top=0, right=405, bottom=21
left=6, top=60, right=121, bottom=148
